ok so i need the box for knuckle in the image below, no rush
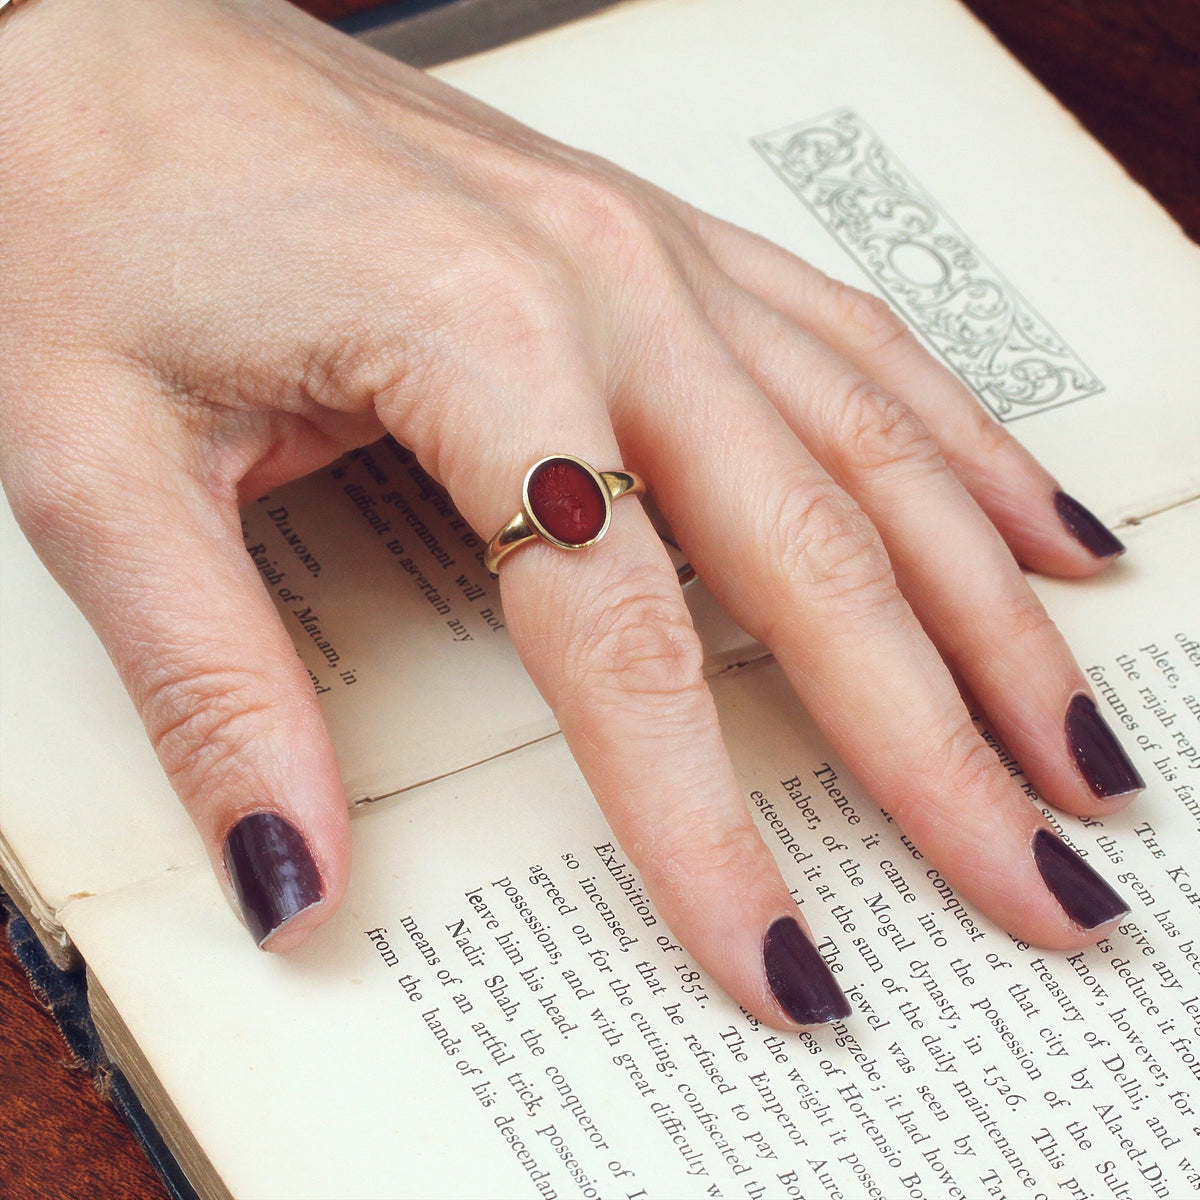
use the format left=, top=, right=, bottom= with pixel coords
left=482, top=285, right=564, bottom=363
left=452, top=245, right=563, bottom=343
left=767, top=482, right=897, bottom=611
left=566, top=589, right=705, bottom=705
left=648, top=818, right=768, bottom=894
left=549, top=168, right=658, bottom=257
left=942, top=731, right=1005, bottom=804
left=995, top=588, right=1058, bottom=645
left=835, top=378, right=944, bottom=478
left=831, top=285, right=913, bottom=358
left=893, top=727, right=999, bottom=823
left=534, top=167, right=687, bottom=319
left=142, top=665, right=272, bottom=792
left=970, top=406, right=1019, bottom=460
left=411, top=246, right=573, bottom=423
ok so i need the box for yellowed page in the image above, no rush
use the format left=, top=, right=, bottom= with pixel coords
left=63, top=501, right=1200, bottom=1199
left=237, top=440, right=554, bottom=804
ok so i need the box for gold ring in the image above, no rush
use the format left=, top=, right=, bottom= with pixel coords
left=484, top=454, right=645, bottom=574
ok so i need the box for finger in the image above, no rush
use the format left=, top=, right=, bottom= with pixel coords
left=509, top=519, right=850, bottom=1030
left=698, top=282, right=1144, bottom=815
left=617, top=311, right=1128, bottom=951
left=4, top=370, right=350, bottom=951
left=376, top=306, right=851, bottom=1030
left=691, top=216, right=1126, bottom=575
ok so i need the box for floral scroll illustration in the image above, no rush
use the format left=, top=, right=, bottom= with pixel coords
left=752, top=110, right=1103, bottom=421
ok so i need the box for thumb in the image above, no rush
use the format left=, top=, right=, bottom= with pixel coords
left=5, top=383, right=351, bottom=951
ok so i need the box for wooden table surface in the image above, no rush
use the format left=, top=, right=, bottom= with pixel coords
left=2, top=1, right=1197, bottom=1197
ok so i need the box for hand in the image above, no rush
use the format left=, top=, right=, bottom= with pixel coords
left=0, top=0, right=1140, bottom=1027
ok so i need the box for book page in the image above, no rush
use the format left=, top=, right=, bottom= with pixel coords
left=63, top=502, right=1200, bottom=1199
left=239, top=438, right=553, bottom=803
left=240, top=438, right=757, bottom=804
left=436, top=0, right=1200, bottom=522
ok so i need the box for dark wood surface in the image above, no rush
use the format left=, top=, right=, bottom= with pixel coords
left=962, top=0, right=1200, bottom=245
left=2, top=2, right=1197, bottom=1197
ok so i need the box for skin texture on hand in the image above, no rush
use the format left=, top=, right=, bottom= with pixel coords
left=0, top=0, right=1141, bottom=1027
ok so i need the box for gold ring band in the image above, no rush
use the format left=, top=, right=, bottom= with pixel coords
left=484, top=454, right=645, bottom=574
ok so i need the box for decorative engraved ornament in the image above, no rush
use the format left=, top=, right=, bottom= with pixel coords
left=753, top=110, right=1103, bottom=421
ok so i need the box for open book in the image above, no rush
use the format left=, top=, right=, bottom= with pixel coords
left=3, top=0, right=1200, bottom=1197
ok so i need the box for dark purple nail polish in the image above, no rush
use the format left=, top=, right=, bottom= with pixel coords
left=763, top=917, right=851, bottom=1025
left=224, top=812, right=324, bottom=946
left=1033, top=829, right=1129, bottom=930
left=1054, top=491, right=1125, bottom=558
left=1066, top=693, right=1146, bottom=799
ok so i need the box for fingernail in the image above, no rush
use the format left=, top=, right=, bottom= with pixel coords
left=1033, top=829, right=1129, bottom=930
left=1054, top=491, right=1125, bottom=558
left=224, top=812, right=324, bottom=946
left=1066, top=693, right=1146, bottom=799
left=763, top=917, right=852, bottom=1025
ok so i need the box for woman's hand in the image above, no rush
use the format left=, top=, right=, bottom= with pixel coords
left=0, top=0, right=1139, bottom=1027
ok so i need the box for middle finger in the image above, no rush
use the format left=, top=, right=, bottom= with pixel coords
left=698, top=282, right=1145, bottom=818
left=615, top=298, right=1130, bottom=949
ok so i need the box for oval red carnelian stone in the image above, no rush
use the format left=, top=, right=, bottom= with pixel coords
left=527, top=457, right=608, bottom=546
